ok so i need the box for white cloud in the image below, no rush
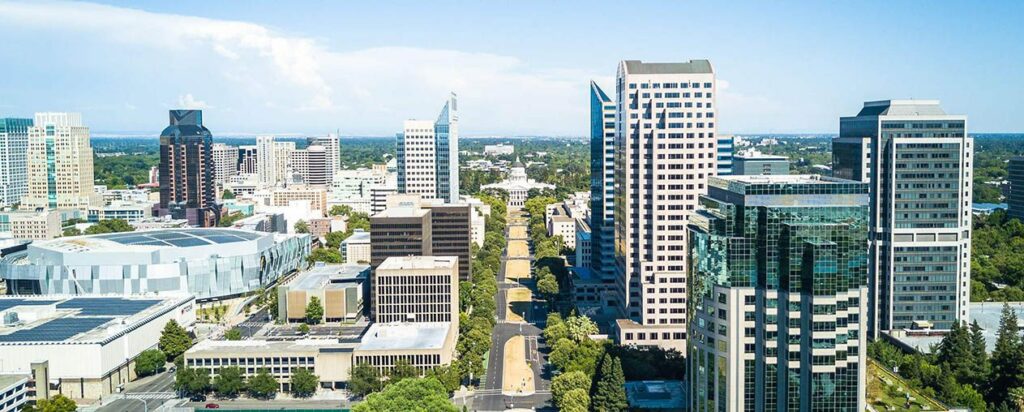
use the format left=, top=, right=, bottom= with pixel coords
left=0, top=1, right=604, bottom=135
left=177, top=94, right=209, bottom=110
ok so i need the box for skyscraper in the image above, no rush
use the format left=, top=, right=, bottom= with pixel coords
left=0, top=118, right=32, bottom=207
left=613, top=60, right=717, bottom=351
left=1008, top=157, right=1024, bottom=220
left=396, top=94, right=459, bottom=203
left=23, top=113, right=101, bottom=210
left=290, top=144, right=331, bottom=186
left=309, top=134, right=340, bottom=181
left=833, top=100, right=972, bottom=335
left=435, top=93, right=459, bottom=203
left=688, top=175, right=869, bottom=412
left=237, top=145, right=258, bottom=174
left=211, top=142, right=238, bottom=186
left=716, top=134, right=734, bottom=175
left=158, top=110, right=219, bottom=227
left=256, top=136, right=278, bottom=186
left=588, top=81, right=617, bottom=289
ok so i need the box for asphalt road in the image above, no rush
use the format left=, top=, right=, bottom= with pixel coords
left=96, top=370, right=176, bottom=412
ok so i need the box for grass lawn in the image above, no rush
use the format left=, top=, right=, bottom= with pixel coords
left=867, top=361, right=946, bottom=411
left=501, top=336, right=535, bottom=394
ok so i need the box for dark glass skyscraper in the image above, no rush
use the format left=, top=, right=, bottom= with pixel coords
left=588, top=81, right=617, bottom=287
left=688, top=175, right=870, bottom=412
left=159, top=110, right=219, bottom=227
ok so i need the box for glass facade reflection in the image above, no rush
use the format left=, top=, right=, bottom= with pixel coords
left=688, top=175, right=869, bottom=412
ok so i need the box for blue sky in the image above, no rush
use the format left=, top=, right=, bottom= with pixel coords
left=0, top=1, right=1021, bottom=136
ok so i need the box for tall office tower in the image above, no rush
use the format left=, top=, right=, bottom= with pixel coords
left=396, top=94, right=459, bottom=203
left=289, top=145, right=330, bottom=186
left=211, top=143, right=239, bottom=185
left=588, top=81, right=618, bottom=288
left=613, top=60, right=717, bottom=351
left=158, top=110, right=219, bottom=227
left=256, top=136, right=278, bottom=186
left=23, top=113, right=102, bottom=210
left=716, top=134, right=734, bottom=175
left=833, top=100, right=971, bottom=335
left=237, top=145, right=258, bottom=174
left=0, top=118, right=32, bottom=207
left=1008, top=156, right=1024, bottom=220
left=309, top=134, right=340, bottom=180
left=375, top=256, right=458, bottom=325
left=275, top=141, right=295, bottom=183
left=397, top=120, right=437, bottom=199
left=688, top=175, right=869, bottom=412
left=435, top=93, right=459, bottom=203
left=369, top=204, right=432, bottom=320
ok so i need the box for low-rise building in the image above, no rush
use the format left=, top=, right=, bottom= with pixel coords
left=278, top=263, right=368, bottom=323
left=0, top=296, right=196, bottom=400
left=0, top=374, right=30, bottom=412
left=574, top=219, right=591, bottom=268
left=271, top=186, right=328, bottom=216
left=88, top=200, right=153, bottom=223
left=4, top=210, right=62, bottom=240
left=732, top=150, right=790, bottom=175
left=374, top=256, right=458, bottom=325
left=483, top=144, right=514, bottom=156
left=624, top=380, right=686, bottom=411
left=341, top=229, right=371, bottom=264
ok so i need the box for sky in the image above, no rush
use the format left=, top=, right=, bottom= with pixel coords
left=0, top=1, right=1021, bottom=136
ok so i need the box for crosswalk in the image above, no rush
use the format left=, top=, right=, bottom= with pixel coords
left=122, top=391, right=178, bottom=400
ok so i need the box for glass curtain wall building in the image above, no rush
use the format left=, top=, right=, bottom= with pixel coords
left=589, top=81, right=617, bottom=291
left=688, top=175, right=869, bottom=412
left=159, top=110, right=220, bottom=227
left=833, top=100, right=971, bottom=335
left=434, top=93, right=459, bottom=203
left=0, top=118, right=32, bottom=207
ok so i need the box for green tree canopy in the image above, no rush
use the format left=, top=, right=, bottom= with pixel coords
left=224, top=328, right=242, bottom=341
left=85, top=219, right=134, bottom=235
left=294, top=220, right=309, bottom=234
left=560, top=388, right=591, bottom=412
left=551, top=370, right=590, bottom=408
left=134, top=348, right=166, bottom=377
left=62, top=227, right=81, bottom=237
left=222, top=189, right=235, bottom=199
left=388, top=359, right=420, bottom=384
left=174, top=366, right=210, bottom=399
left=308, top=248, right=342, bottom=264
left=305, top=296, right=324, bottom=325
left=212, top=366, right=245, bottom=399
left=159, top=319, right=192, bottom=361
left=349, top=362, right=383, bottom=397
left=22, top=394, right=78, bottom=412
left=352, top=377, right=457, bottom=412
left=290, top=367, right=319, bottom=398
left=329, top=205, right=352, bottom=216
left=247, top=368, right=279, bottom=400
left=990, top=303, right=1024, bottom=403
left=592, top=355, right=628, bottom=412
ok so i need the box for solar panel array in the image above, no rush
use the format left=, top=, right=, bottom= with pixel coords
left=0, top=297, right=164, bottom=342
left=93, top=229, right=262, bottom=248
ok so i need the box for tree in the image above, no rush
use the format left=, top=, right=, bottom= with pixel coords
left=159, top=319, right=193, bottom=361
left=550, top=338, right=606, bottom=377
left=308, top=248, right=342, bottom=264
left=551, top=370, right=590, bottom=408
left=247, top=369, right=279, bottom=400
left=565, top=315, right=599, bottom=342
left=22, top=394, right=78, bottom=412
left=305, top=296, right=324, bottom=325
left=537, top=273, right=560, bottom=300
left=222, top=189, right=235, bottom=200
left=62, top=227, right=81, bottom=237
left=936, top=321, right=974, bottom=384
left=426, top=364, right=461, bottom=393
left=295, top=220, right=309, bottom=234
left=84, top=219, right=134, bottom=235
left=592, top=355, right=628, bottom=412
left=969, top=319, right=991, bottom=387
left=224, top=328, right=242, bottom=341
left=175, top=366, right=210, bottom=399
left=298, top=323, right=310, bottom=335
left=290, top=367, right=319, bottom=398
left=325, top=230, right=347, bottom=249
left=349, top=362, right=383, bottom=397
left=212, top=366, right=245, bottom=399
left=330, top=205, right=352, bottom=216
left=560, top=388, right=591, bottom=412
left=990, top=303, right=1024, bottom=403
left=135, top=348, right=166, bottom=377
left=388, top=359, right=420, bottom=384
left=352, top=377, right=457, bottom=412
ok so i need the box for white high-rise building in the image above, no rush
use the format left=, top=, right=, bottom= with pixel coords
left=0, top=118, right=32, bottom=207
left=290, top=145, right=330, bottom=186
left=309, top=134, right=340, bottom=179
left=613, top=60, right=717, bottom=352
left=275, top=141, right=295, bottom=184
left=396, top=94, right=459, bottom=203
left=256, top=136, right=277, bottom=187
left=23, top=113, right=101, bottom=210
left=211, top=143, right=238, bottom=185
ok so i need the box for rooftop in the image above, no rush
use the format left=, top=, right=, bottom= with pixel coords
left=888, top=302, right=1024, bottom=354
left=357, top=322, right=452, bottom=351
left=0, top=296, right=192, bottom=344
left=715, top=174, right=855, bottom=186
left=856, top=99, right=948, bottom=117
left=342, top=229, right=370, bottom=244
left=372, top=206, right=429, bottom=219
left=35, top=228, right=265, bottom=252
left=290, top=263, right=369, bottom=291
left=622, top=59, right=713, bottom=75
left=377, top=256, right=457, bottom=271
left=0, top=374, right=29, bottom=389
left=624, top=380, right=687, bottom=410
left=188, top=338, right=355, bottom=355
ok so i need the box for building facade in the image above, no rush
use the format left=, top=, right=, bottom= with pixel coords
left=480, top=158, right=554, bottom=209
left=1009, top=157, right=1024, bottom=220
left=237, top=145, right=258, bottom=175
left=211, top=143, right=239, bottom=186
left=688, top=175, right=869, bottom=412
left=23, top=113, right=101, bottom=211
left=613, top=60, right=718, bottom=351
left=396, top=94, right=459, bottom=203
left=434, top=94, right=459, bottom=203
left=589, top=81, right=617, bottom=282
left=374, top=256, right=458, bottom=325
left=733, top=151, right=790, bottom=176
left=832, top=100, right=971, bottom=334
left=290, top=144, right=331, bottom=186
left=717, top=134, right=735, bottom=175
left=0, top=118, right=31, bottom=207
left=158, top=110, right=219, bottom=227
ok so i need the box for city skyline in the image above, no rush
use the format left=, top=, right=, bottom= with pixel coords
left=1, top=1, right=1022, bottom=136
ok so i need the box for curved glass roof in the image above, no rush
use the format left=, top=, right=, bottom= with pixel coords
left=93, top=229, right=262, bottom=248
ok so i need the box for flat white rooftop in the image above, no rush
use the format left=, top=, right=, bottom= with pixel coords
left=357, top=322, right=451, bottom=351
left=0, top=295, right=192, bottom=344
left=376, top=256, right=457, bottom=271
